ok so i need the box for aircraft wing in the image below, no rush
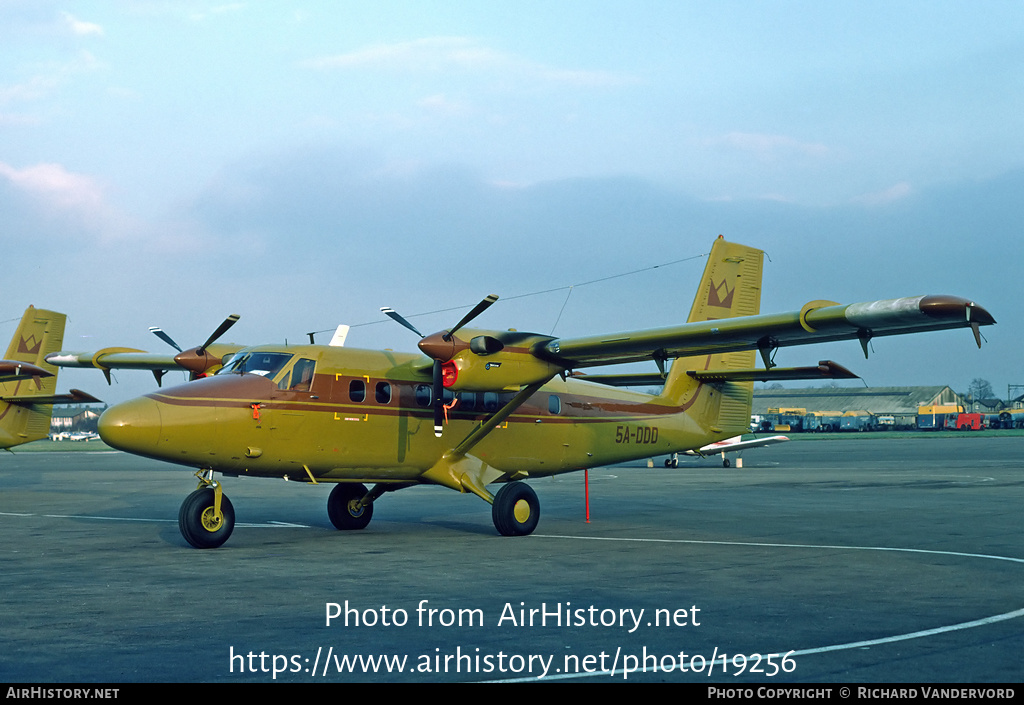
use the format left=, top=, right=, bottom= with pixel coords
left=45, top=343, right=245, bottom=384
left=538, top=295, right=994, bottom=370
left=46, top=349, right=176, bottom=371
left=576, top=361, right=860, bottom=387
left=45, top=314, right=244, bottom=385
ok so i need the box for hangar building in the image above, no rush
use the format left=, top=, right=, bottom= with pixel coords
left=752, top=386, right=964, bottom=429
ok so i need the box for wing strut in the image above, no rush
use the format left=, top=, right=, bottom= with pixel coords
left=450, top=380, right=550, bottom=458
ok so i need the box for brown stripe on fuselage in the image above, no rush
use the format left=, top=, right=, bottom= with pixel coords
left=144, top=369, right=700, bottom=427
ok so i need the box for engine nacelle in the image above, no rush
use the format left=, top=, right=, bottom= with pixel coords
left=442, top=350, right=563, bottom=392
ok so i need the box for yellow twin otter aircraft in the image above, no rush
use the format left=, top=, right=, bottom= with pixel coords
left=48, top=237, right=995, bottom=548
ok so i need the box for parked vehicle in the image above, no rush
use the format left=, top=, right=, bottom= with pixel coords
left=954, top=413, right=983, bottom=430
left=917, top=405, right=964, bottom=430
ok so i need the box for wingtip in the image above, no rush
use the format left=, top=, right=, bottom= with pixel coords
left=919, top=295, right=996, bottom=326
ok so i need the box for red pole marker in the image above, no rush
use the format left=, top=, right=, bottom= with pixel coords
left=585, top=468, right=590, bottom=523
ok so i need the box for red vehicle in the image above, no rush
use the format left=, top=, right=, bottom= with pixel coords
left=955, top=413, right=983, bottom=430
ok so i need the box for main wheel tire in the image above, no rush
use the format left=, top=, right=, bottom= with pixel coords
left=491, top=482, right=540, bottom=536
left=328, top=483, right=372, bottom=530
left=179, top=488, right=235, bottom=549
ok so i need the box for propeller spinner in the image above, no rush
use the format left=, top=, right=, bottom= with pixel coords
left=151, top=314, right=241, bottom=379
left=381, top=295, right=498, bottom=436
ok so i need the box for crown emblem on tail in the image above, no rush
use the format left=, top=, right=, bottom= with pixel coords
left=707, top=279, right=735, bottom=309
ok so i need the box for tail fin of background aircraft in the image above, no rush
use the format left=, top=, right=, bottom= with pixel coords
left=659, top=237, right=764, bottom=437
left=0, top=307, right=67, bottom=448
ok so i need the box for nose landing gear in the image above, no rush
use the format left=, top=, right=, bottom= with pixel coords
left=178, top=470, right=235, bottom=549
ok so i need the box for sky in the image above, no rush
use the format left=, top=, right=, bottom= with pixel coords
left=2, top=0, right=1022, bottom=405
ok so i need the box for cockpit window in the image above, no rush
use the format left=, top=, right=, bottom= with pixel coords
left=218, top=351, right=292, bottom=379
left=279, top=358, right=316, bottom=391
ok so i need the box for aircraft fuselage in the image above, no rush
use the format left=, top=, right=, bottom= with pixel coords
left=98, top=344, right=722, bottom=486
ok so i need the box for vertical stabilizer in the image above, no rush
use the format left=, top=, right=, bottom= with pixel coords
left=660, top=237, right=764, bottom=437
left=0, top=307, right=67, bottom=448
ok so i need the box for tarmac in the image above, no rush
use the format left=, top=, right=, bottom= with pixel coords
left=1, top=436, right=1021, bottom=683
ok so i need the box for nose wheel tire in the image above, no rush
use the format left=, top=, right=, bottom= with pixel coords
left=179, top=488, right=235, bottom=549
left=328, top=483, right=373, bottom=530
left=492, top=481, right=540, bottom=536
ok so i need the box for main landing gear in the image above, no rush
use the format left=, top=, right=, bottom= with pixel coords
left=324, top=480, right=540, bottom=537
left=491, top=481, right=540, bottom=536
left=327, top=483, right=373, bottom=530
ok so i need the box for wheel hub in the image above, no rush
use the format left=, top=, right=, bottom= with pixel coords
left=200, top=506, right=223, bottom=532
left=513, top=498, right=531, bottom=523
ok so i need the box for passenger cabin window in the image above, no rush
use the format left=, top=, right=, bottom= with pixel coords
left=483, top=392, right=499, bottom=412
left=375, top=382, right=392, bottom=404
left=548, top=395, right=561, bottom=415
left=349, top=379, right=366, bottom=403
left=414, top=385, right=454, bottom=407
left=415, top=384, right=431, bottom=407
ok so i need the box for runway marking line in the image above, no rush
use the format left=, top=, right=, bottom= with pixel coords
left=0, top=511, right=309, bottom=529
left=497, top=533, right=1024, bottom=682
left=534, top=533, right=1024, bottom=564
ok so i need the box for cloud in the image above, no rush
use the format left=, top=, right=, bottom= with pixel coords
left=304, top=37, right=496, bottom=71
left=0, top=74, right=58, bottom=106
left=707, top=132, right=832, bottom=162
left=0, top=112, right=38, bottom=126
left=303, top=36, right=640, bottom=87
left=188, top=3, right=246, bottom=22
left=854, top=181, right=914, bottom=206
left=8, top=146, right=1018, bottom=403
left=0, top=161, right=143, bottom=245
left=416, top=93, right=473, bottom=117
left=60, top=11, right=103, bottom=37
left=0, top=50, right=102, bottom=108
left=0, top=161, right=106, bottom=212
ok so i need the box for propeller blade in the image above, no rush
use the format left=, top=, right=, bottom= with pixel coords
left=198, top=315, right=241, bottom=353
left=432, top=360, right=444, bottom=437
left=381, top=307, right=424, bottom=338
left=149, top=327, right=183, bottom=353
left=444, top=294, right=499, bottom=341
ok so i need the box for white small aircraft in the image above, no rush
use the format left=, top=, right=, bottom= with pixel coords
left=664, top=434, right=789, bottom=467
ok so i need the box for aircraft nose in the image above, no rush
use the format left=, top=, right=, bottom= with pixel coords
left=98, top=396, right=162, bottom=455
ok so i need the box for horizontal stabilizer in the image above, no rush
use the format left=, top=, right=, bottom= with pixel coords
left=687, top=360, right=859, bottom=383
left=1, top=389, right=103, bottom=405
left=570, top=372, right=668, bottom=387
left=0, top=360, right=54, bottom=384
left=685, top=434, right=789, bottom=456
